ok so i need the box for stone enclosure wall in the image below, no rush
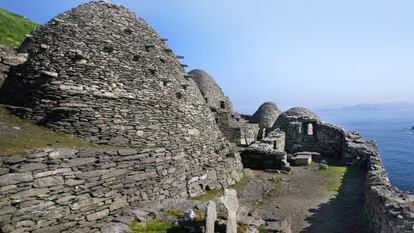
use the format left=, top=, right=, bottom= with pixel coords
left=0, top=147, right=242, bottom=233
left=344, top=134, right=414, bottom=233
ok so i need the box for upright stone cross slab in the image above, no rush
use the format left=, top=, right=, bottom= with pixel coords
left=205, top=201, right=217, bottom=233
left=221, top=189, right=239, bottom=233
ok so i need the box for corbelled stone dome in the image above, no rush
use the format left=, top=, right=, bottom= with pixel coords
left=252, top=102, right=281, bottom=128
left=0, top=1, right=243, bottom=194
left=189, top=69, right=233, bottom=111
left=0, top=2, right=233, bottom=150
left=273, top=107, right=320, bottom=130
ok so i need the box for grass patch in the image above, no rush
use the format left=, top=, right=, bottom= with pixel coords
left=190, top=188, right=223, bottom=202
left=165, top=209, right=206, bottom=222
left=130, top=220, right=188, bottom=233
left=258, top=226, right=271, bottom=233
left=0, top=106, right=93, bottom=156
left=316, top=158, right=362, bottom=193
left=191, top=175, right=251, bottom=201
left=318, top=165, right=347, bottom=192
left=0, top=8, right=39, bottom=48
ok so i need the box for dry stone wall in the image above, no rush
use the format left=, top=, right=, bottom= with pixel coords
left=0, top=147, right=242, bottom=233
left=345, top=138, right=414, bottom=233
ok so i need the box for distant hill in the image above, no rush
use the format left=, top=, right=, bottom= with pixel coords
left=0, top=8, right=39, bottom=48
left=318, top=102, right=414, bottom=112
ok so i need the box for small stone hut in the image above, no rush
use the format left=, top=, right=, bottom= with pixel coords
left=252, top=102, right=281, bottom=138
left=189, top=69, right=259, bottom=146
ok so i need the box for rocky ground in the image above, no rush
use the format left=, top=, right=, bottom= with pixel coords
left=241, top=164, right=367, bottom=233
left=111, top=161, right=367, bottom=233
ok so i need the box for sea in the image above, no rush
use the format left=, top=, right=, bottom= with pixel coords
left=316, top=108, right=414, bottom=193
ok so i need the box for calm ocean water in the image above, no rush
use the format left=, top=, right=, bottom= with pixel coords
left=316, top=108, right=414, bottom=193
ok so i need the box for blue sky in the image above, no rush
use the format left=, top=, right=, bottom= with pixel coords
left=2, top=0, right=414, bottom=113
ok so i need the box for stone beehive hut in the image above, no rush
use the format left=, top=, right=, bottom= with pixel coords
left=0, top=1, right=243, bottom=195
left=1, top=2, right=222, bottom=146
left=189, top=69, right=233, bottom=111
left=253, top=102, right=281, bottom=129
left=273, top=107, right=320, bottom=130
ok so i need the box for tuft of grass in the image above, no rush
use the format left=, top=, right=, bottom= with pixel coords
left=229, top=175, right=250, bottom=190
left=0, top=106, right=93, bottom=156
left=165, top=209, right=206, bottom=222
left=190, top=175, right=251, bottom=201
left=129, top=219, right=198, bottom=233
left=258, top=226, right=271, bottom=233
left=238, top=223, right=248, bottom=233
left=190, top=188, right=223, bottom=202
left=0, top=8, right=39, bottom=48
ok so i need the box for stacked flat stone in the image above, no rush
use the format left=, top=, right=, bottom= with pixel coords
left=189, top=69, right=233, bottom=111
left=252, top=102, right=281, bottom=129
left=273, top=107, right=320, bottom=130
left=0, top=45, right=27, bottom=87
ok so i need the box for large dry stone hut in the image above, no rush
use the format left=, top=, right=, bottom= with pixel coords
left=0, top=2, right=244, bottom=232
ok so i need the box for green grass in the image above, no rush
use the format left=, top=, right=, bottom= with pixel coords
left=130, top=220, right=188, bottom=233
left=0, top=106, right=93, bottom=156
left=0, top=8, right=39, bottom=48
left=190, top=175, right=251, bottom=201
left=316, top=158, right=361, bottom=193
left=165, top=209, right=206, bottom=222
left=258, top=226, right=271, bottom=233
left=318, top=165, right=347, bottom=192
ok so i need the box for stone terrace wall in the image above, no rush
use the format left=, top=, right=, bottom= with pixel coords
left=0, top=147, right=242, bottom=233
left=346, top=136, right=414, bottom=233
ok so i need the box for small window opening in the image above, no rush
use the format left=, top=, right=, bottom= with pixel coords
left=220, top=101, right=225, bottom=109
left=307, top=123, right=314, bottom=135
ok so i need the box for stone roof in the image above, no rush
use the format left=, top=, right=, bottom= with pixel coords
left=0, top=1, right=227, bottom=150
left=273, top=107, right=320, bottom=129
left=189, top=69, right=233, bottom=111
left=252, top=102, right=281, bottom=128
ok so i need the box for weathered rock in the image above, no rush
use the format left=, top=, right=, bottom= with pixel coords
left=110, top=196, right=127, bottom=211
left=221, top=189, right=239, bottom=233
left=34, top=176, right=64, bottom=188
left=86, top=209, right=109, bottom=221
left=0, top=172, right=33, bottom=186
left=205, top=201, right=217, bottom=233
